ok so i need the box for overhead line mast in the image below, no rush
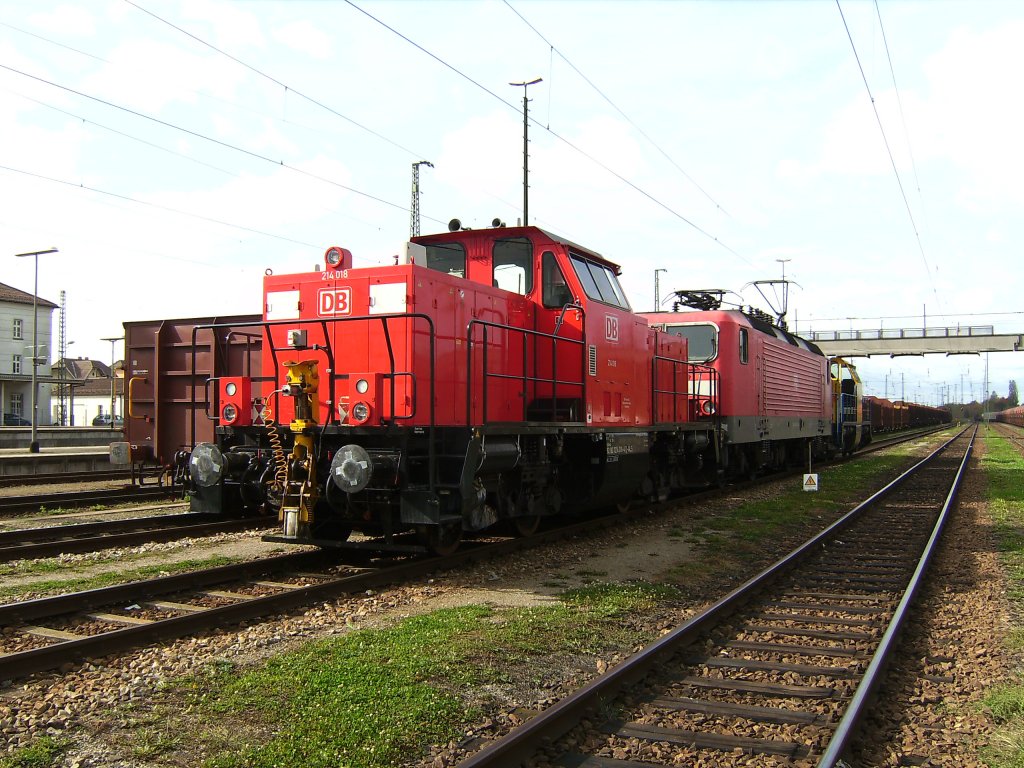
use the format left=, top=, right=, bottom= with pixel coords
left=410, top=160, right=433, bottom=237
left=509, top=77, right=542, bottom=225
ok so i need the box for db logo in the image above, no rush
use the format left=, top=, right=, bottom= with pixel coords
left=605, top=316, right=619, bottom=342
left=318, top=287, right=352, bottom=316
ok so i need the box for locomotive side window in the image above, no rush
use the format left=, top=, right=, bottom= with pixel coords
left=739, top=328, right=749, bottom=364
left=569, top=253, right=630, bottom=309
left=664, top=323, right=718, bottom=363
left=493, top=237, right=533, bottom=295
left=542, top=251, right=572, bottom=308
left=424, top=242, right=466, bottom=278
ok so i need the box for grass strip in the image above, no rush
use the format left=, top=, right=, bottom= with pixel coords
left=0, top=555, right=240, bottom=601
left=0, top=736, right=69, bottom=768
left=133, top=582, right=678, bottom=768
left=979, top=425, right=1024, bottom=767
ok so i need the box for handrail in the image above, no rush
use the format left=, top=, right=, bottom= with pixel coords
left=466, top=309, right=586, bottom=426
left=126, top=376, right=147, bottom=419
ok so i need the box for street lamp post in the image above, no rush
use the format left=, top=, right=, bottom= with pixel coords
left=101, top=336, right=124, bottom=431
left=14, top=247, right=58, bottom=453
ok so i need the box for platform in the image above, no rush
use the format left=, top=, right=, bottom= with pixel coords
left=0, top=443, right=115, bottom=476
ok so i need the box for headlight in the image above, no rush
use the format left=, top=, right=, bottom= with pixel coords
left=701, top=400, right=716, bottom=415
left=355, top=378, right=369, bottom=394
left=189, top=443, right=225, bottom=487
left=326, top=247, right=343, bottom=266
left=222, top=403, right=238, bottom=424
left=330, top=444, right=373, bottom=493
left=225, top=382, right=237, bottom=396
left=350, top=401, right=371, bottom=424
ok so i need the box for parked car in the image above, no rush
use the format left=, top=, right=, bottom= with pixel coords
left=2, top=413, right=31, bottom=426
left=92, top=414, right=124, bottom=427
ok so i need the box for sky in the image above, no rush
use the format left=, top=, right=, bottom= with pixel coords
left=1, top=0, right=1021, bottom=406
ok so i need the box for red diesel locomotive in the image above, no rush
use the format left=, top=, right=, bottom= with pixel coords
left=180, top=224, right=724, bottom=554
left=141, top=222, right=866, bottom=553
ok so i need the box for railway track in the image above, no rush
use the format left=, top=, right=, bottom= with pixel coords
left=0, top=425, right=957, bottom=686
left=458, top=425, right=975, bottom=768
left=991, top=421, right=1024, bottom=454
left=0, top=486, right=176, bottom=516
left=0, top=469, right=133, bottom=489
left=0, top=513, right=276, bottom=563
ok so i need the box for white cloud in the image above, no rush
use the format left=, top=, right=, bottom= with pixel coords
left=28, top=3, right=97, bottom=37
left=272, top=20, right=332, bottom=60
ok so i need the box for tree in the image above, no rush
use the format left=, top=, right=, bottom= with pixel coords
left=1010, top=380, right=1019, bottom=407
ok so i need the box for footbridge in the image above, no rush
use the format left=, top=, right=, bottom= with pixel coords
left=807, top=325, right=1024, bottom=357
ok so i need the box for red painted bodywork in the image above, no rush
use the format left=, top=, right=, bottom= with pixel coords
left=257, top=226, right=699, bottom=430
left=640, top=310, right=829, bottom=421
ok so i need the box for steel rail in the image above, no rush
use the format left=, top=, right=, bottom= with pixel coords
left=0, top=424, right=959, bottom=685
left=0, top=515, right=276, bottom=563
left=816, top=424, right=976, bottom=767
left=0, top=513, right=211, bottom=544
left=0, top=470, right=133, bottom=489
left=457, top=425, right=972, bottom=767
left=0, top=486, right=175, bottom=516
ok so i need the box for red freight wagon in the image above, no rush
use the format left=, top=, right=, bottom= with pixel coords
left=996, top=406, right=1024, bottom=428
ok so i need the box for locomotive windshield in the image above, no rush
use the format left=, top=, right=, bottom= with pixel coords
left=423, top=242, right=466, bottom=278
left=664, top=323, right=718, bottom=362
left=569, top=253, right=630, bottom=309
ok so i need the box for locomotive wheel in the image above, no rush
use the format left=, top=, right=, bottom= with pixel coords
left=512, top=515, right=541, bottom=536
left=417, top=524, right=462, bottom=556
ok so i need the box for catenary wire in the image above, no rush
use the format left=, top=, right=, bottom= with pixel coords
left=123, top=0, right=425, bottom=160
left=0, top=163, right=322, bottom=248
left=874, top=0, right=926, bottom=209
left=0, top=62, right=446, bottom=227
left=502, top=0, right=730, bottom=217
left=836, top=0, right=943, bottom=317
left=0, top=20, right=108, bottom=63
left=4, top=88, right=395, bottom=232
left=342, top=0, right=748, bottom=264
left=111, top=1, right=545, bottom=227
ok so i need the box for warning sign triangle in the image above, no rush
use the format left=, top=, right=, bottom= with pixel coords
left=805, top=476, right=816, bottom=486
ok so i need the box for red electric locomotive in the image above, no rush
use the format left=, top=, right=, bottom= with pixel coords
left=640, top=309, right=868, bottom=475
left=181, top=223, right=720, bottom=553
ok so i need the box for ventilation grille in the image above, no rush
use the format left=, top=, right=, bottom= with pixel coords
left=588, top=345, right=597, bottom=376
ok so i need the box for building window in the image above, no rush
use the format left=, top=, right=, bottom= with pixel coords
left=13, top=318, right=23, bottom=340
left=10, top=393, right=23, bottom=416
left=12, top=355, right=21, bottom=375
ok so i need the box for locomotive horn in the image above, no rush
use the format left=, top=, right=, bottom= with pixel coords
left=448, top=218, right=462, bottom=232
left=491, top=218, right=506, bottom=228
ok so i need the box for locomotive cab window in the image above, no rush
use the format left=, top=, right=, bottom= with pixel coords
left=739, top=328, right=748, bottom=364
left=664, top=323, right=718, bottom=363
left=424, top=242, right=466, bottom=278
left=569, top=253, right=630, bottom=309
left=492, top=237, right=533, bottom=295
left=542, top=251, right=572, bottom=308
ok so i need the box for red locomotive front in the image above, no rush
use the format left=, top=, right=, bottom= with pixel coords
left=641, top=308, right=856, bottom=475
left=184, top=224, right=716, bottom=553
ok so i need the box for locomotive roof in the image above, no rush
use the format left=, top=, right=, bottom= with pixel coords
left=646, top=308, right=825, bottom=357
left=412, top=225, right=620, bottom=271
